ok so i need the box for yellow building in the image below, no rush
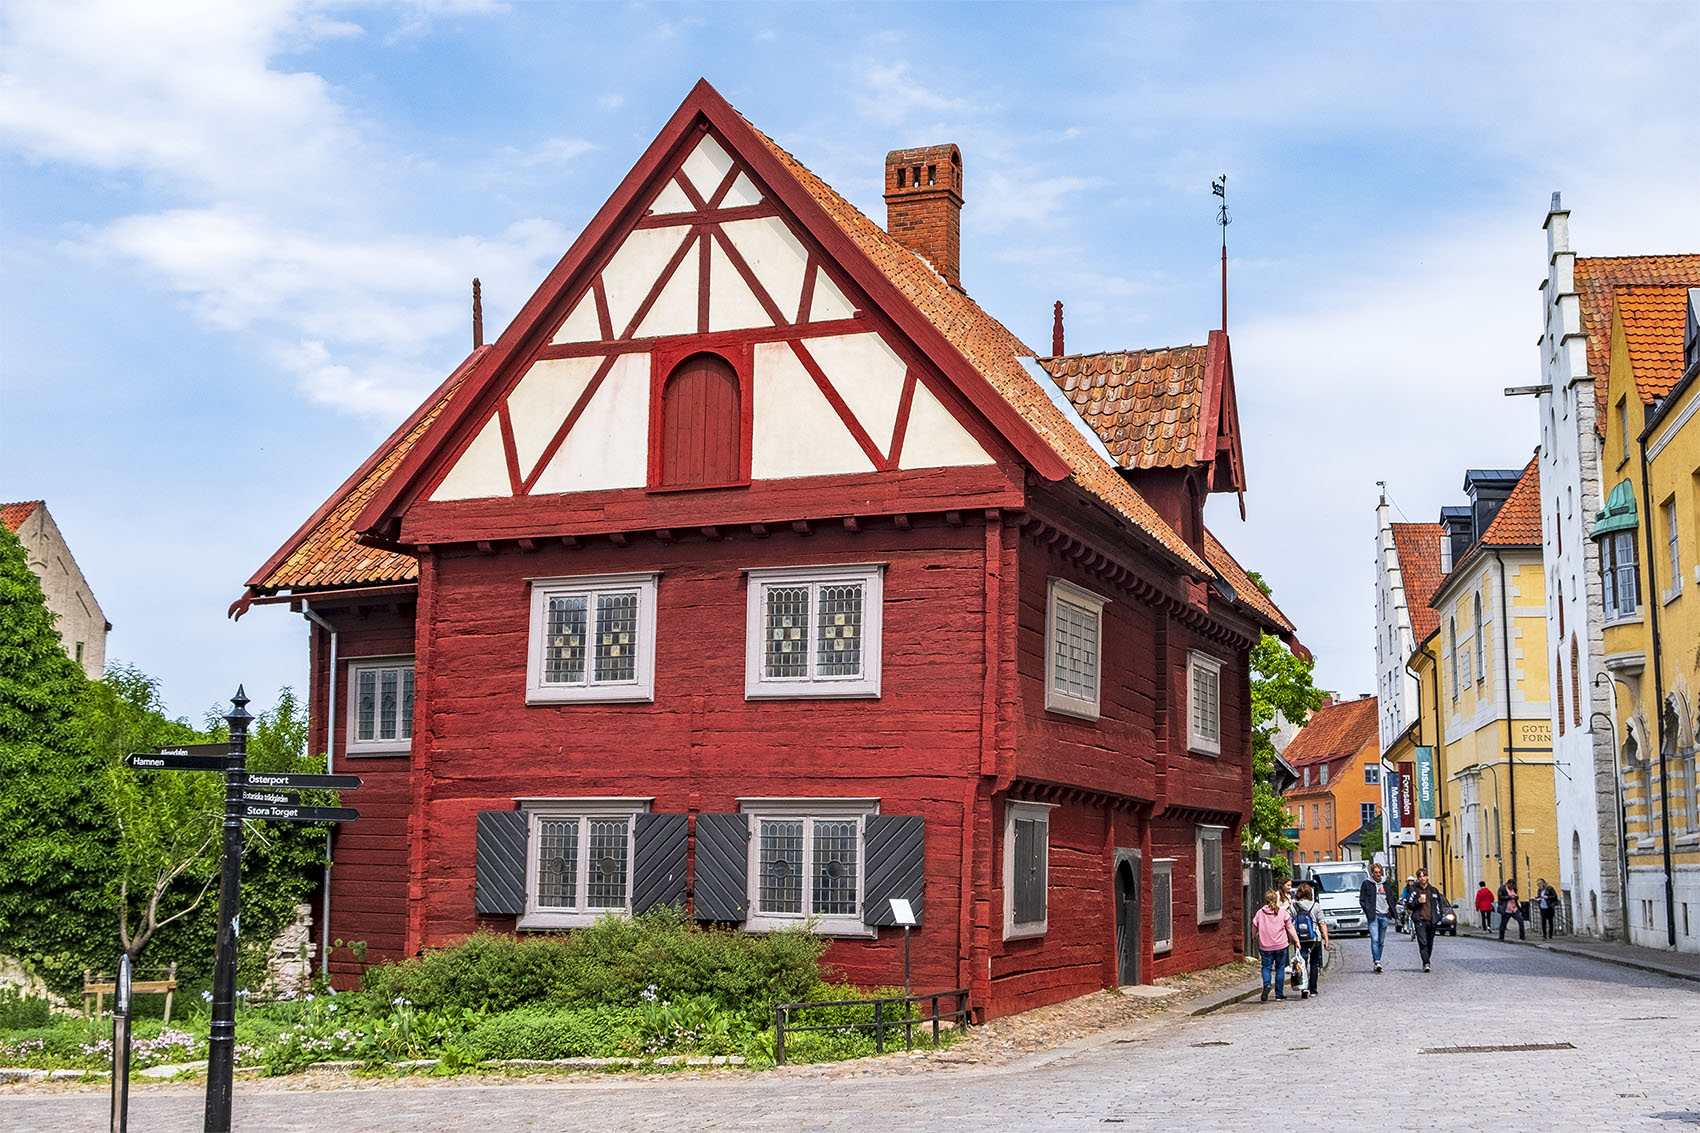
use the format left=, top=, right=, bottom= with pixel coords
left=1594, top=284, right=1700, bottom=952
left=1394, top=460, right=1562, bottom=908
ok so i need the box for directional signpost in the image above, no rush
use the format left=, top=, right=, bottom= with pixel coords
left=123, top=688, right=360, bottom=1133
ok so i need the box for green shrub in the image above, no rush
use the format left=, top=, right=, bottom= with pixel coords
left=461, top=1007, right=642, bottom=1061
left=0, top=987, right=51, bottom=1029
left=363, top=909, right=828, bottom=1025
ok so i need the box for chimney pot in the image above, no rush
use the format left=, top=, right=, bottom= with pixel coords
left=884, top=144, right=963, bottom=290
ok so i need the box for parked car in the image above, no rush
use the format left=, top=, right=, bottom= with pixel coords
left=1304, top=861, right=1372, bottom=936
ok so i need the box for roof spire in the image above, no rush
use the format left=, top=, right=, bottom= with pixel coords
left=1212, top=175, right=1230, bottom=333
left=1051, top=300, right=1064, bottom=357
left=472, top=278, right=484, bottom=349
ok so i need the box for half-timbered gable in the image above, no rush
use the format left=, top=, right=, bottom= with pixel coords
left=239, top=80, right=1297, bottom=1019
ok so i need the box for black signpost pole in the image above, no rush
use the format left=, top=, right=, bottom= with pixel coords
left=202, top=687, right=250, bottom=1133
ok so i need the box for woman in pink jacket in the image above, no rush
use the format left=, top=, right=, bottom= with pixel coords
left=1253, top=888, right=1301, bottom=1002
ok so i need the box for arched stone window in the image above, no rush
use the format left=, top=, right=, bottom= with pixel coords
left=658, top=352, right=742, bottom=488
left=1472, top=593, right=1485, bottom=685
left=1555, top=647, right=1565, bottom=736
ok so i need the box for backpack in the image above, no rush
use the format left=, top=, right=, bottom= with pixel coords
left=1293, top=903, right=1316, bottom=942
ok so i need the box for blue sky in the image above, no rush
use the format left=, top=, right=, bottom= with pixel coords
left=3, top=0, right=1697, bottom=721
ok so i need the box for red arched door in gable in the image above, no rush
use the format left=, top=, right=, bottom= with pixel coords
left=659, top=352, right=742, bottom=488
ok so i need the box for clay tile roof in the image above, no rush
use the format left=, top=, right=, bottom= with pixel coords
left=1035, top=347, right=1209, bottom=470
left=1201, top=528, right=1295, bottom=635
left=1282, top=695, right=1379, bottom=768
left=1575, top=255, right=1700, bottom=428
left=1479, top=456, right=1541, bottom=546
left=1389, top=522, right=1444, bottom=642
left=244, top=350, right=488, bottom=595
left=1, top=500, right=42, bottom=533
left=747, top=123, right=1208, bottom=574
left=1616, top=285, right=1692, bottom=404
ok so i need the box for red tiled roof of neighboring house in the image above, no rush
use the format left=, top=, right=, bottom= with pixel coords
left=1575, top=255, right=1700, bottom=429
left=242, top=350, right=487, bottom=596
left=1202, top=529, right=1295, bottom=635
left=1390, top=522, right=1444, bottom=642
left=749, top=122, right=1208, bottom=574
left=1282, top=695, right=1379, bottom=766
left=1616, top=284, right=1692, bottom=404
left=1, top=500, right=41, bottom=533
left=1035, top=347, right=1209, bottom=470
left=1479, top=457, right=1542, bottom=546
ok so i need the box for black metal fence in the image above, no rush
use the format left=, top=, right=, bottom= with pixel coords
left=774, top=989, right=970, bottom=1066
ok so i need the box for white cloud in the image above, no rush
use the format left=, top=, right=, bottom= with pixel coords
left=856, top=61, right=970, bottom=126
left=596, top=92, right=625, bottom=111
left=517, top=137, right=596, bottom=167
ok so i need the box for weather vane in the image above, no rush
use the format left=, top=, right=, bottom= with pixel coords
left=1212, top=174, right=1230, bottom=332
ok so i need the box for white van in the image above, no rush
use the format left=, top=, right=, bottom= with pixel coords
left=1303, top=861, right=1371, bottom=936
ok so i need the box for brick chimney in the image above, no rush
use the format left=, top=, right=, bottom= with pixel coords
left=884, top=144, right=963, bottom=290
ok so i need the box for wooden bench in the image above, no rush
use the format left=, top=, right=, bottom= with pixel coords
left=84, top=963, right=177, bottom=1023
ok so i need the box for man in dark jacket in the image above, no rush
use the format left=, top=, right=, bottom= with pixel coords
left=1405, top=868, right=1447, bottom=971
left=1359, top=861, right=1399, bottom=973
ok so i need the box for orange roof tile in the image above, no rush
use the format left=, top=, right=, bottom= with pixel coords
left=1282, top=695, right=1379, bottom=768
left=1, top=500, right=41, bottom=533
left=1479, top=457, right=1541, bottom=546
left=1575, top=255, right=1700, bottom=429
left=244, top=350, right=486, bottom=595
left=1389, top=522, right=1444, bottom=642
left=1036, top=347, right=1209, bottom=470
left=1202, top=528, right=1295, bottom=636
left=1616, top=284, right=1692, bottom=405
left=747, top=122, right=1209, bottom=574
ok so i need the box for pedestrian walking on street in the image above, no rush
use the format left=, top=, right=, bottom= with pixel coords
left=1498, top=878, right=1526, bottom=941
left=1359, top=861, right=1399, bottom=973
left=1404, top=868, right=1447, bottom=972
left=1254, top=888, right=1301, bottom=1002
left=1278, top=877, right=1295, bottom=912
left=1536, top=879, right=1559, bottom=939
left=1475, top=881, right=1495, bottom=930
left=1290, top=882, right=1331, bottom=997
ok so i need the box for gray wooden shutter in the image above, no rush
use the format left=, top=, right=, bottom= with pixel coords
left=692, top=813, right=749, bottom=922
left=1013, top=818, right=1047, bottom=924
left=631, top=813, right=689, bottom=914
left=862, top=814, right=925, bottom=926
left=475, top=809, right=529, bottom=916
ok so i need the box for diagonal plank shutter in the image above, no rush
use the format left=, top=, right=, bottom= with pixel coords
left=631, top=812, right=689, bottom=913
left=476, top=809, right=529, bottom=916
left=862, top=814, right=924, bottom=926
left=692, top=813, right=749, bottom=922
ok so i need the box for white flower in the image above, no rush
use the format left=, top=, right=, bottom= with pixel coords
left=201, top=991, right=213, bottom=1002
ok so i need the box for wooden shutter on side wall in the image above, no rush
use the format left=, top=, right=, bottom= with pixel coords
left=691, top=813, right=749, bottom=922
left=862, top=814, right=924, bottom=926
left=475, top=809, right=529, bottom=916
left=630, top=812, right=689, bottom=913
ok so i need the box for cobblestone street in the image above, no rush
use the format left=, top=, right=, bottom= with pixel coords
left=4, top=934, right=1695, bottom=1132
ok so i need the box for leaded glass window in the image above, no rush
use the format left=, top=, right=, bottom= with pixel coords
left=594, top=592, right=638, bottom=683
left=530, top=575, right=657, bottom=702
left=536, top=819, right=579, bottom=909
left=747, top=567, right=882, bottom=697
left=1051, top=599, right=1098, bottom=701
left=523, top=808, right=642, bottom=923
left=585, top=818, right=630, bottom=908
left=544, top=595, right=587, bottom=683
left=350, top=661, right=414, bottom=748
left=759, top=819, right=805, bottom=914
left=753, top=815, right=861, bottom=920
left=764, top=587, right=810, bottom=679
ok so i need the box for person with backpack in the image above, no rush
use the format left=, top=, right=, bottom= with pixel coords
left=1290, top=882, right=1331, bottom=998
left=1252, top=888, right=1301, bottom=1002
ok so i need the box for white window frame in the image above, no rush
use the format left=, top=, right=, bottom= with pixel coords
left=739, top=798, right=878, bottom=937
left=1188, top=651, right=1224, bottom=756
left=1364, top=764, right=1381, bottom=786
left=1152, top=858, right=1175, bottom=954
left=1044, top=579, right=1107, bottom=719
left=1196, top=824, right=1225, bottom=924
left=1664, top=497, right=1682, bottom=601
left=527, top=572, right=659, bottom=704
left=345, top=655, right=415, bottom=755
left=744, top=564, right=884, bottom=699
left=515, top=797, right=652, bottom=930
left=1319, top=764, right=1329, bottom=786
left=1003, top=800, right=1056, bottom=940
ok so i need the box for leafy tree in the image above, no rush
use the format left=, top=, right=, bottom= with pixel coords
left=1243, top=574, right=1326, bottom=865
left=1359, top=816, right=1384, bottom=860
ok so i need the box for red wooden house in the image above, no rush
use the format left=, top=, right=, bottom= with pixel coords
left=235, top=80, right=1299, bottom=1019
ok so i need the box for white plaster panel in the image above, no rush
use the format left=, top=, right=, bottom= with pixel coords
left=721, top=217, right=807, bottom=320
left=680, top=135, right=734, bottom=199
left=722, top=172, right=763, bottom=207
left=898, top=382, right=991, bottom=469
left=634, top=240, right=700, bottom=339
left=601, top=226, right=691, bottom=335
left=801, top=333, right=907, bottom=451
left=530, top=353, right=651, bottom=494
left=648, top=179, right=694, bottom=215
left=809, top=270, right=856, bottom=322
left=708, top=239, right=772, bottom=331
left=550, top=291, right=602, bottom=344
left=751, top=342, right=874, bottom=479
left=431, top=416, right=510, bottom=501
left=506, top=356, right=604, bottom=478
